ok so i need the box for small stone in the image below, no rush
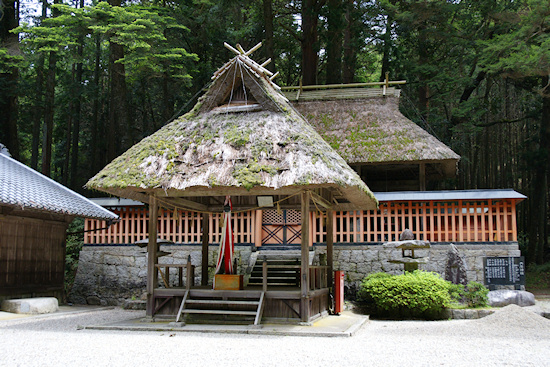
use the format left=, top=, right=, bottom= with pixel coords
left=86, top=295, right=102, bottom=305
left=399, top=229, right=414, bottom=240
left=488, top=290, right=535, bottom=307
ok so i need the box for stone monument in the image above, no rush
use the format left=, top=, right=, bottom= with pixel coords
left=385, top=229, right=430, bottom=272
left=445, top=244, right=468, bottom=286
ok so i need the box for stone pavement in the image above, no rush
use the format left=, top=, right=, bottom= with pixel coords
left=85, top=310, right=369, bottom=337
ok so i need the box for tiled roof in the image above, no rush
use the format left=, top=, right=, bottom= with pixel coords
left=0, top=153, right=118, bottom=221
left=374, top=189, right=527, bottom=202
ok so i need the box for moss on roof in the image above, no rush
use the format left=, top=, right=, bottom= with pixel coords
left=87, top=55, right=377, bottom=209
left=293, top=97, right=460, bottom=165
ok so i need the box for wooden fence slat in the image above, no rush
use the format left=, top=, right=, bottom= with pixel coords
left=83, top=199, right=521, bottom=246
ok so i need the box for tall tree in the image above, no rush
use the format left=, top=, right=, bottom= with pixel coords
left=301, top=0, right=324, bottom=85
left=479, top=0, right=550, bottom=263
left=0, top=0, right=20, bottom=159
left=325, top=0, right=344, bottom=84
left=106, top=0, right=128, bottom=162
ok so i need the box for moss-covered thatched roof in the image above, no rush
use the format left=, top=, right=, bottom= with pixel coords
left=292, top=97, right=460, bottom=177
left=87, top=53, right=377, bottom=210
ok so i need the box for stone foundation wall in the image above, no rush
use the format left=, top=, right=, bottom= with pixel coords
left=69, top=245, right=253, bottom=306
left=69, top=243, right=520, bottom=306
left=317, top=243, right=521, bottom=295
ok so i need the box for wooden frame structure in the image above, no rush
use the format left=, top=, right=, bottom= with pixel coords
left=142, top=190, right=333, bottom=324
left=85, top=193, right=524, bottom=246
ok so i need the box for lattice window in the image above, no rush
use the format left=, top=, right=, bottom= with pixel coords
left=285, top=210, right=302, bottom=225
left=263, top=210, right=284, bottom=225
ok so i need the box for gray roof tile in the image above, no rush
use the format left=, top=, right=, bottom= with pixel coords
left=0, top=153, right=118, bottom=221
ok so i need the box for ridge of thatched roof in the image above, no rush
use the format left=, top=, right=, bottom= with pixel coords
left=292, top=97, right=460, bottom=176
left=87, top=50, right=377, bottom=210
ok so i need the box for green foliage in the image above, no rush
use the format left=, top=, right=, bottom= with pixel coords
left=357, top=271, right=452, bottom=319
left=462, top=281, right=489, bottom=308
left=447, top=282, right=465, bottom=306
left=479, top=0, right=550, bottom=82
left=65, top=218, right=84, bottom=296
left=0, top=48, right=25, bottom=73
left=526, top=262, right=550, bottom=291
left=14, top=2, right=197, bottom=82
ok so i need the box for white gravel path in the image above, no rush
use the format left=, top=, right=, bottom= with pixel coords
left=1, top=306, right=549, bottom=367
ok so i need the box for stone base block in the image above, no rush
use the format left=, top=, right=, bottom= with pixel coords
left=488, top=290, right=535, bottom=307
left=1, top=297, right=59, bottom=314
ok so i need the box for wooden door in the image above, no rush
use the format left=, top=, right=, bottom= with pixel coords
left=261, top=210, right=302, bottom=246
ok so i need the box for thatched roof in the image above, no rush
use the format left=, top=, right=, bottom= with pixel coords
left=87, top=48, right=377, bottom=211
left=291, top=97, right=460, bottom=177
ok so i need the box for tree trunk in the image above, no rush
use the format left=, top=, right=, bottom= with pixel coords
left=41, top=51, right=56, bottom=177
left=417, top=26, right=429, bottom=121
left=326, top=0, right=344, bottom=84
left=107, top=0, right=128, bottom=162
left=263, top=0, right=275, bottom=72
left=528, top=90, right=550, bottom=264
left=31, top=0, right=48, bottom=169
left=379, top=13, right=392, bottom=82
left=31, top=55, right=44, bottom=170
left=342, top=1, right=356, bottom=84
left=161, top=72, right=174, bottom=126
left=70, top=0, right=85, bottom=189
left=0, top=0, right=20, bottom=160
left=91, top=35, right=102, bottom=174
left=301, top=0, right=320, bottom=86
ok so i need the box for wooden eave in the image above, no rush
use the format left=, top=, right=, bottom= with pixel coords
left=96, top=185, right=360, bottom=212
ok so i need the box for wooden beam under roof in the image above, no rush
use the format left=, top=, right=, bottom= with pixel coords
left=160, top=196, right=208, bottom=211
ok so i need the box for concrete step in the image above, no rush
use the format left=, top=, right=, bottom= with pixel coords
left=1, top=297, right=59, bottom=315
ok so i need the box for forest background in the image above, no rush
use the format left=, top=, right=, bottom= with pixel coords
left=0, top=0, right=548, bottom=264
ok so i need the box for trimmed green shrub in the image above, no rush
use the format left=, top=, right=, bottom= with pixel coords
left=447, top=282, right=465, bottom=306
left=463, top=281, right=489, bottom=308
left=357, top=271, right=452, bottom=319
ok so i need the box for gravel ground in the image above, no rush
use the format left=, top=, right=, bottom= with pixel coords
left=1, top=306, right=550, bottom=367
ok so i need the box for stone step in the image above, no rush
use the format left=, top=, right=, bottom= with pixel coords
left=1, top=297, right=59, bottom=315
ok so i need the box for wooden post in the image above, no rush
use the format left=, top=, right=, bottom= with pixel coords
left=419, top=163, right=426, bottom=191
left=255, top=210, right=263, bottom=247
left=300, top=191, right=310, bottom=322
left=262, top=261, right=267, bottom=292
left=201, top=213, right=209, bottom=286
left=326, top=208, right=334, bottom=295
left=186, top=256, right=193, bottom=290
left=146, top=195, right=159, bottom=318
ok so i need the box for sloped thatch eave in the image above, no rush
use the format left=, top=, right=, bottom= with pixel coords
left=292, top=97, right=460, bottom=169
left=87, top=108, right=377, bottom=210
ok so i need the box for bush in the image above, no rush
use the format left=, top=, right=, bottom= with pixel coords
left=357, top=271, right=452, bottom=319
left=463, top=281, right=489, bottom=308
left=65, top=218, right=84, bottom=298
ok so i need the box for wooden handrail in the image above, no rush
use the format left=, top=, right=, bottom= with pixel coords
left=155, top=262, right=194, bottom=289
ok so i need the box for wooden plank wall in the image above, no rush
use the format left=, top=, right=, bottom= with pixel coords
left=0, top=215, right=66, bottom=296
left=84, top=200, right=519, bottom=245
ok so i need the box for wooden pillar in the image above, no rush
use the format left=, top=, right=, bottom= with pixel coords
left=419, top=163, right=426, bottom=191
left=201, top=213, right=209, bottom=286
left=146, top=195, right=159, bottom=318
left=255, top=210, right=263, bottom=247
left=326, top=208, right=334, bottom=293
left=300, top=191, right=311, bottom=322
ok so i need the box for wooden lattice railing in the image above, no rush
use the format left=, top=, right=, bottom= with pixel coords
left=85, top=207, right=255, bottom=245
left=85, top=199, right=519, bottom=245
left=311, top=200, right=518, bottom=243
